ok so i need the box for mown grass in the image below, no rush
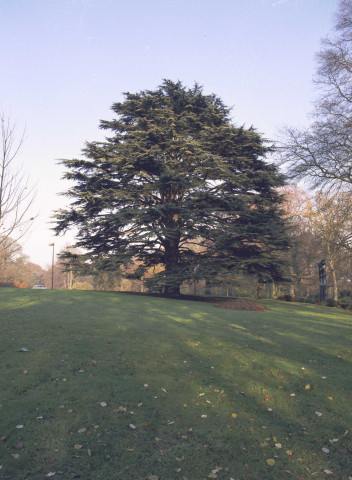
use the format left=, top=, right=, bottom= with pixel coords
left=0, top=288, right=351, bottom=480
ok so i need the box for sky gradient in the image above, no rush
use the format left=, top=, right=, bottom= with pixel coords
left=0, top=0, right=338, bottom=267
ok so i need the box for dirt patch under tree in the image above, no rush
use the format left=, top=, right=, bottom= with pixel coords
left=213, top=298, right=267, bottom=311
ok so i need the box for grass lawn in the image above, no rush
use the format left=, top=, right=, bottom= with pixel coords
left=0, top=288, right=351, bottom=480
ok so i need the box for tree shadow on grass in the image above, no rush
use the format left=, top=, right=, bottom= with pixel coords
left=0, top=290, right=351, bottom=479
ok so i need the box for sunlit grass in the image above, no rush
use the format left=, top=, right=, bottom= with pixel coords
left=0, top=289, right=351, bottom=479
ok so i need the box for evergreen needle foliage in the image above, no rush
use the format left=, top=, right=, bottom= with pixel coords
left=54, top=80, right=289, bottom=294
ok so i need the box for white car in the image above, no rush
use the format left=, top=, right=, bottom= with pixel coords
left=32, top=285, right=46, bottom=289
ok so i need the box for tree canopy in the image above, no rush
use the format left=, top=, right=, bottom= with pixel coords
left=54, top=80, right=289, bottom=294
left=281, top=0, right=352, bottom=190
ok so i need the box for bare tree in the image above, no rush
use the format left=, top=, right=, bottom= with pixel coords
left=280, top=0, right=352, bottom=191
left=0, top=111, right=36, bottom=256
left=304, top=190, right=352, bottom=300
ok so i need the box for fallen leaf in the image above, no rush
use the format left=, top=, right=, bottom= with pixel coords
left=272, top=436, right=277, bottom=442
left=147, top=476, right=159, bottom=480
left=73, top=444, right=82, bottom=449
left=201, top=415, right=208, bottom=418
left=46, top=473, right=56, bottom=478
left=129, top=424, right=136, bottom=429
left=16, top=425, right=24, bottom=429
left=286, top=450, right=293, bottom=456
left=11, top=453, right=20, bottom=459
left=290, top=393, right=296, bottom=397
left=323, top=470, right=334, bottom=475
left=87, top=449, right=92, bottom=457
left=305, top=384, right=310, bottom=390
left=315, top=411, right=323, bottom=417
left=100, top=402, right=107, bottom=407
left=78, top=427, right=86, bottom=434
left=231, top=413, right=237, bottom=419
left=322, top=447, right=330, bottom=454
left=23, top=370, right=28, bottom=375
left=266, top=458, right=275, bottom=467
left=275, top=443, right=282, bottom=449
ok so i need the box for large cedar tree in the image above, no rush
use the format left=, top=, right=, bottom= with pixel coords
left=54, top=80, right=289, bottom=294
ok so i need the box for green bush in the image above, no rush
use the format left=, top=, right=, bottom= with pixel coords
left=277, top=294, right=295, bottom=302
left=339, top=297, right=352, bottom=310
left=324, top=298, right=338, bottom=307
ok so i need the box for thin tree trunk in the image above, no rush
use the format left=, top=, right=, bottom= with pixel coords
left=330, top=263, right=339, bottom=301
left=271, top=281, right=277, bottom=299
left=164, top=239, right=180, bottom=295
left=327, top=246, right=339, bottom=301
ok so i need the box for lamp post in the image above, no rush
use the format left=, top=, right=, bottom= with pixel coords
left=49, top=243, right=55, bottom=289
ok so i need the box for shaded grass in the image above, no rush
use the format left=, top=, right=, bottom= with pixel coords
left=0, top=288, right=351, bottom=479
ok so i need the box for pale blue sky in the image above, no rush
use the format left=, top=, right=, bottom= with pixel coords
left=0, top=0, right=338, bottom=267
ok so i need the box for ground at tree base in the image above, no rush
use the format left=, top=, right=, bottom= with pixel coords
left=214, top=298, right=267, bottom=311
left=120, top=291, right=267, bottom=311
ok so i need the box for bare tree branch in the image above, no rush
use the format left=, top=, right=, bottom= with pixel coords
left=0, top=111, right=36, bottom=256
left=279, top=0, right=352, bottom=191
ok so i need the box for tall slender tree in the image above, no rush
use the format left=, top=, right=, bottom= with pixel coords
left=54, top=80, right=289, bottom=294
left=0, top=112, right=36, bottom=256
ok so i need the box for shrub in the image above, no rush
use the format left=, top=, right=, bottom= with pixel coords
left=72, top=281, right=94, bottom=290
left=277, top=294, right=295, bottom=302
left=13, top=280, right=28, bottom=289
left=339, top=297, right=352, bottom=310
left=304, top=293, right=321, bottom=304
left=339, top=290, right=352, bottom=298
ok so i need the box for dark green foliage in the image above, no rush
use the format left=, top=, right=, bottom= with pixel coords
left=325, top=298, right=338, bottom=307
left=54, top=80, right=289, bottom=294
left=339, top=297, right=352, bottom=310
